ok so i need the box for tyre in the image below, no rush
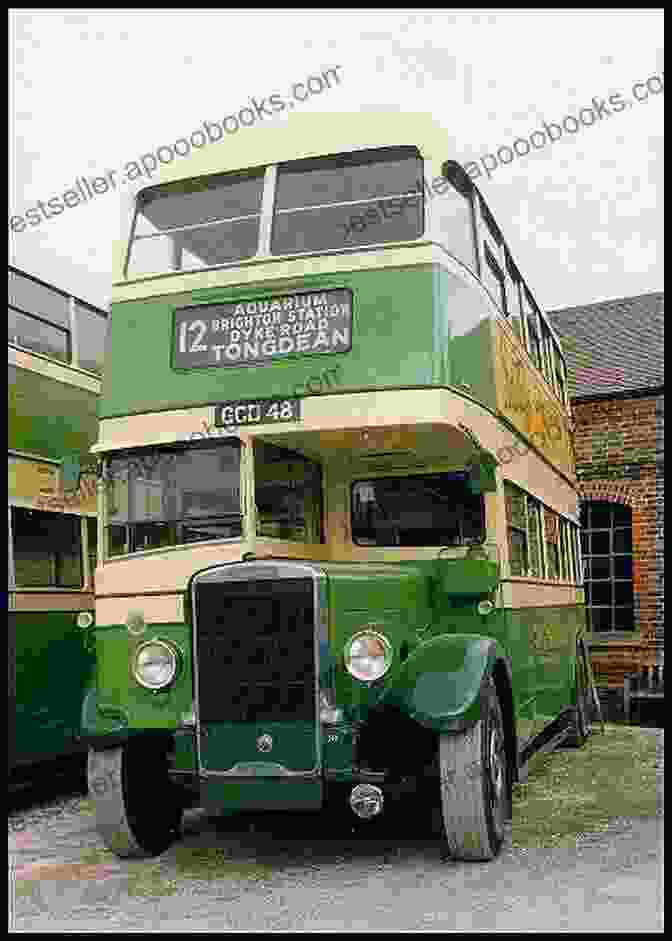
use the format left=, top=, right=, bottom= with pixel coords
left=566, top=638, right=593, bottom=748
left=87, top=739, right=183, bottom=858
left=438, top=675, right=510, bottom=861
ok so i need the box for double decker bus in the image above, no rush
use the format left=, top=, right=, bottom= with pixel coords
left=9, top=265, right=105, bottom=785
left=85, top=112, right=594, bottom=861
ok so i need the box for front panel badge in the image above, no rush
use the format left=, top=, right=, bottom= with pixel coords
left=256, top=733, right=273, bottom=753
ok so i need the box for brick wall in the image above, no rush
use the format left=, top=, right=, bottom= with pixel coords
left=571, top=392, right=664, bottom=687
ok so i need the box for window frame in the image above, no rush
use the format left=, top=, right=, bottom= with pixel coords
left=504, top=481, right=529, bottom=577
left=580, top=500, right=635, bottom=636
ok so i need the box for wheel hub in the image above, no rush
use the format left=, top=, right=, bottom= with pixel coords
left=487, top=726, right=506, bottom=835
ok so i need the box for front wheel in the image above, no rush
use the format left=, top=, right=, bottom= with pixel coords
left=438, top=676, right=510, bottom=861
left=87, top=739, right=183, bottom=858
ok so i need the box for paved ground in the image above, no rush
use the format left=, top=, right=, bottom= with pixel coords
left=9, top=730, right=664, bottom=933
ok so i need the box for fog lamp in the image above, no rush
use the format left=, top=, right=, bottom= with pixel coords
left=133, top=639, right=177, bottom=690
left=350, top=784, right=384, bottom=819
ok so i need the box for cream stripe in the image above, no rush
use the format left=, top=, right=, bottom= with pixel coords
left=96, top=593, right=184, bottom=627
left=9, top=345, right=101, bottom=393
left=94, top=388, right=578, bottom=514
left=500, top=579, right=582, bottom=609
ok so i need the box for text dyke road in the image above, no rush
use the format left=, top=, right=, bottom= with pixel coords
left=9, top=67, right=343, bottom=236
left=173, top=290, right=352, bottom=370
left=342, top=69, right=663, bottom=242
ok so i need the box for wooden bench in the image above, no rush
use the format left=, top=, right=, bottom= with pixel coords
left=623, top=665, right=665, bottom=724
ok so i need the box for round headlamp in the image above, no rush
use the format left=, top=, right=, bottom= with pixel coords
left=133, top=639, right=177, bottom=690
left=344, top=631, right=393, bottom=682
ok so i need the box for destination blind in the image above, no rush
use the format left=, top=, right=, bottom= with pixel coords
left=172, top=288, right=352, bottom=369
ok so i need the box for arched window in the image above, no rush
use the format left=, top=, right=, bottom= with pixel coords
left=580, top=500, right=634, bottom=633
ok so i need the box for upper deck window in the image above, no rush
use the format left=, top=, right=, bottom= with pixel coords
left=484, top=243, right=508, bottom=316
left=271, top=146, right=424, bottom=254
left=126, top=170, right=265, bottom=277
left=351, top=473, right=485, bottom=547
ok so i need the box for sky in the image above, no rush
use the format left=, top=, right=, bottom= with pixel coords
left=8, top=8, right=665, bottom=312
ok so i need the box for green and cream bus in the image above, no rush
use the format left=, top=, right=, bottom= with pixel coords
left=9, top=265, right=104, bottom=784
left=85, top=112, right=593, bottom=861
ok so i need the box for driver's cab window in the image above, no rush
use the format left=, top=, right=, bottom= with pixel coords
left=254, top=442, right=324, bottom=542
left=351, top=472, right=485, bottom=547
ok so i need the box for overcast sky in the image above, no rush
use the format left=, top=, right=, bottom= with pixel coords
left=9, top=8, right=664, bottom=312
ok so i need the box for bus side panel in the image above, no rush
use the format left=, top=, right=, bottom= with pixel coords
left=12, top=610, right=94, bottom=769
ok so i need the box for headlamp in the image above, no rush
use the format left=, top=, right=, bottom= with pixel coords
left=344, top=631, right=393, bottom=682
left=133, top=639, right=178, bottom=690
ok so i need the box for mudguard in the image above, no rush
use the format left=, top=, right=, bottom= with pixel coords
left=79, top=682, right=129, bottom=749
left=390, top=633, right=511, bottom=733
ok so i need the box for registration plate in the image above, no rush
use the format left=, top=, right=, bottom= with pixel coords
left=214, top=398, right=301, bottom=428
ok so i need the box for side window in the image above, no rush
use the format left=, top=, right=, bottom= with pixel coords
left=86, top=516, right=98, bottom=583
left=479, top=198, right=508, bottom=314
left=522, top=289, right=543, bottom=373
left=504, top=482, right=528, bottom=576
left=527, top=495, right=544, bottom=578
left=484, top=244, right=507, bottom=315
left=553, top=342, right=568, bottom=404
left=504, top=252, right=523, bottom=339
left=559, top=518, right=572, bottom=580
left=11, top=507, right=83, bottom=588
left=544, top=507, right=560, bottom=579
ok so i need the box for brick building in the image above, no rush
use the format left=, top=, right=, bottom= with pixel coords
left=550, top=293, right=664, bottom=718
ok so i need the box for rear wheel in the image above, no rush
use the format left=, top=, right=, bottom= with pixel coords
left=438, top=676, right=510, bottom=861
left=566, top=638, right=593, bottom=748
left=87, top=739, right=183, bottom=858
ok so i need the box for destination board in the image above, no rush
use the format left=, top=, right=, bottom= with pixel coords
left=172, top=289, right=352, bottom=369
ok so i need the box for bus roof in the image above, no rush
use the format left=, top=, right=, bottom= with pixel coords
left=141, top=111, right=454, bottom=193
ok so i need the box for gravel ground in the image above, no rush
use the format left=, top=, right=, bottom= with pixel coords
left=9, top=729, right=664, bottom=933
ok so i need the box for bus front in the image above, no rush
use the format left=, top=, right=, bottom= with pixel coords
left=85, top=111, right=573, bottom=863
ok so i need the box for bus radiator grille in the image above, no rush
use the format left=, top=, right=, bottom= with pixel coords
left=193, top=577, right=315, bottom=724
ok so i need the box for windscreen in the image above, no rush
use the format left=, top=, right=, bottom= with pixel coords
left=272, top=145, right=424, bottom=253
left=126, top=170, right=265, bottom=277
left=254, top=441, right=323, bottom=543
left=105, top=442, right=242, bottom=556
left=351, top=472, right=485, bottom=547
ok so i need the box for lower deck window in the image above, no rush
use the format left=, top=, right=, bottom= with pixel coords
left=11, top=507, right=83, bottom=587
left=351, top=472, right=485, bottom=547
